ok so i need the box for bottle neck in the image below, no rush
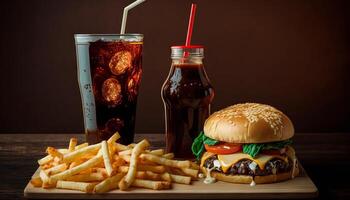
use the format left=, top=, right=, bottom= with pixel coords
left=169, top=57, right=208, bottom=82
left=171, top=46, right=204, bottom=66
left=171, top=57, right=203, bottom=65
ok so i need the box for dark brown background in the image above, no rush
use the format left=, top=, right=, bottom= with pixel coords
left=0, top=0, right=349, bottom=134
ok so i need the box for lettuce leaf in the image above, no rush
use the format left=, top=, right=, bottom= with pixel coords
left=242, top=143, right=265, bottom=158
left=242, top=139, right=293, bottom=158
left=191, top=131, right=293, bottom=159
left=191, top=132, right=219, bottom=159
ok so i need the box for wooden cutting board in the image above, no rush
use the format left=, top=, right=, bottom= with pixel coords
left=24, top=165, right=317, bottom=199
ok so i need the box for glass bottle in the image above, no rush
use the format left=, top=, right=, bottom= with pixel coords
left=161, top=46, right=214, bottom=158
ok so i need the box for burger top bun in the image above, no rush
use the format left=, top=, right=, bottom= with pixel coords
left=203, top=103, right=294, bottom=143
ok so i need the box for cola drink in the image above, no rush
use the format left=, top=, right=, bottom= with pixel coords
left=75, top=34, right=143, bottom=144
left=161, top=46, right=214, bottom=158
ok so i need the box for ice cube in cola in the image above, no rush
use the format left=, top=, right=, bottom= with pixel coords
left=109, top=51, right=132, bottom=75
left=127, top=68, right=142, bottom=101
left=102, top=78, right=122, bottom=106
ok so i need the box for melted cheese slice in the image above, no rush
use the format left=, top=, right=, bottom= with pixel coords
left=218, top=153, right=288, bottom=173
left=201, top=147, right=295, bottom=173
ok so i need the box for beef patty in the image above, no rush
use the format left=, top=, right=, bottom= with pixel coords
left=203, top=155, right=292, bottom=176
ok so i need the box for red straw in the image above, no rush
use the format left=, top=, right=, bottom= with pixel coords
left=185, top=3, right=197, bottom=47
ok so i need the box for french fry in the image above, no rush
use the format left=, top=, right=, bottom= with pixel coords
left=107, top=132, right=121, bottom=144
left=30, top=176, right=43, bottom=187
left=135, top=171, right=147, bottom=179
left=169, top=174, right=191, bottom=184
left=109, top=145, right=117, bottom=156
left=145, top=171, right=162, bottom=181
left=69, top=159, right=85, bottom=169
left=46, top=147, right=63, bottom=160
left=78, top=168, right=93, bottom=175
left=117, top=166, right=129, bottom=173
left=38, top=155, right=53, bottom=166
left=119, top=154, right=154, bottom=165
left=65, top=172, right=105, bottom=182
left=101, top=141, right=113, bottom=176
left=39, top=170, right=50, bottom=184
left=160, top=172, right=171, bottom=182
left=138, top=165, right=166, bottom=174
left=56, top=180, right=97, bottom=193
left=41, top=163, right=53, bottom=170
left=49, top=154, right=103, bottom=184
left=118, top=165, right=166, bottom=174
left=180, top=168, right=199, bottom=178
left=58, top=149, right=69, bottom=154
left=113, top=154, right=119, bottom=161
left=68, top=138, right=78, bottom=152
left=118, top=149, right=132, bottom=156
left=140, top=153, right=191, bottom=168
left=119, top=154, right=131, bottom=162
left=93, top=172, right=124, bottom=193
left=62, top=143, right=101, bottom=163
left=75, top=142, right=88, bottom=150
left=45, top=163, right=68, bottom=176
left=128, top=143, right=136, bottom=148
left=139, top=159, right=157, bottom=166
left=112, top=156, right=126, bottom=169
left=92, top=167, right=108, bottom=176
left=80, top=153, right=95, bottom=160
left=118, top=139, right=150, bottom=190
left=42, top=182, right=56, bottom=189
left=105, top=168, right=146, bottom=178
left=149, top=149, right=164, bottom=156
left=162, top=153, right=174, bottom=159
left=190, top=161, right=200, bottom=170
left=132, top=179, right=171, bottom=190
left=167, top=167, right=187, bottom=176
left=113, top=143, right=130, bottom=152
left=52, top=157, right=61, bottom=166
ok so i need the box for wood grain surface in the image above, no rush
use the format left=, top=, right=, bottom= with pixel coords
left=24, top=166, right=317, bottom=199
left=0, top=133, right=350, bottom=199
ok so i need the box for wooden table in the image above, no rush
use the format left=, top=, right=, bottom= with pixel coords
left=0, top=133, right=349, bottom=199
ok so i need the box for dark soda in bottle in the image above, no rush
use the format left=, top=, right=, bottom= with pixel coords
left=161, top=46, right=214, bottom=158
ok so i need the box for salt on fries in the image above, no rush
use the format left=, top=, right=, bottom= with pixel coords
left=30, top=132, right=197, bottom=193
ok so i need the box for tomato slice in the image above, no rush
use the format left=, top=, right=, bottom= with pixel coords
left=204, top=143, right=242, bottom=154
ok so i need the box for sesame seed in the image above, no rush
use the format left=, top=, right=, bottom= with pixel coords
left=224, top=103, right=283, bottom=132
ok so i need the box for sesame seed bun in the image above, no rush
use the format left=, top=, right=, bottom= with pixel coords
left=203, top=103, right=294, bottom=143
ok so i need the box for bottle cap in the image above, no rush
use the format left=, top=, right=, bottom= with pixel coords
left=171, top=45, right=204, bottom=58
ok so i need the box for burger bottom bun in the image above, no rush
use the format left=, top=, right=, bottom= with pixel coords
left=201, top=165, right=300, bottom=184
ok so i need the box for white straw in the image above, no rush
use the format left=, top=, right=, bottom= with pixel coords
left=120, top=0, right=146, bottom=34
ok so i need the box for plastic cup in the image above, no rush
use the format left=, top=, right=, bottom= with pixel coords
left=74, top=34, right=143, bottom=144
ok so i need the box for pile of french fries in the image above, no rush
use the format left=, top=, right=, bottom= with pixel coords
left=30, top=133, right=199, bottom=193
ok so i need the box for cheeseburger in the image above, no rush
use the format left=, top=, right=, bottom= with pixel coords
left=192, top=103, right=299, bottom=185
